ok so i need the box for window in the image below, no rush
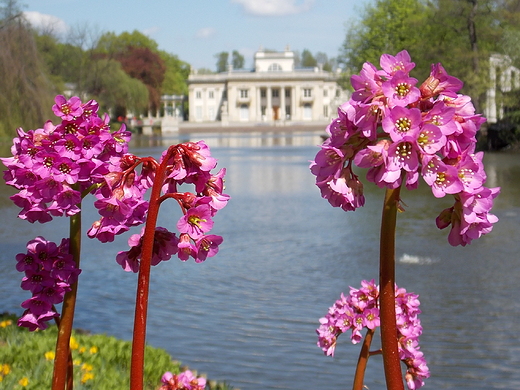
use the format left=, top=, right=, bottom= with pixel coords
left=240, top=89, right=248, bottom=98
left=208, top=106, right=215, bottom=120
left=268, top=63, right=282, bottom=71
left=285, top=89, right=291, bottom=98
left=285, top=105, right=291, bottom=118
left=323, top=105, right=329, bottom=117
left=303, top=88, right=312, bottom=98
left=323, top=89, right=328, bottom=97
left=261, top=106, right=266, bottom=116
left=261, top=89, right=266, bottom=98
left=272, top=89, right=279, bottom=98
left=336, top=89, right=341, bottom=97
left=195, top=91, right=202, bottom=99
left=209, top=91, right=214, bottom=99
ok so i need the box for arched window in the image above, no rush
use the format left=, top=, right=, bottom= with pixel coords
left=268, top=63, right=282, bottom=72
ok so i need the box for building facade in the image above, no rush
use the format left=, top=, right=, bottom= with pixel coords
left=188, top=47, right=343, bottom=125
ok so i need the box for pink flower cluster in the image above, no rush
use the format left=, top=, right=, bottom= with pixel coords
left=1, top=95, right=132, bottom=226
left=15, top=236, right=81, bottom=331
left=2, top=95, right=230, bottom=329
left=316, top=280, right=429, bottom=390
left=159, top=370, right=206, bottom=390
left=310, top=50, right=499, bottom=246
left=115, top=141, right=229, bottom=271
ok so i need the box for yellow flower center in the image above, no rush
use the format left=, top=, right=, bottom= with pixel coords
left=395, top=83, right=410, bottom=97
left=395, top=117, right=411, bottom=133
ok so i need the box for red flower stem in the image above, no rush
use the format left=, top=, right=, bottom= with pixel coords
left=352, top=328, right=375, bottom=390
left=52, top=210, right=81, bottom=390
left=129, top=147, right=174, bottom=390
left=379, top=186, right=404, bottom=390
left=52, top=315, right=74, bottom=390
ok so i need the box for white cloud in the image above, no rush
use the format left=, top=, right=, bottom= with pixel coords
left=142, top=26, right=161, bottom=37
left=23, top=11, right=68, bottom=35
left=195, top=27, right=216, bottom=39
left=231, top=0, right=315, bottom=16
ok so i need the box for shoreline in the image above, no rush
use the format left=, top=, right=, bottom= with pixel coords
left=176, top=121, right=329, bottom=134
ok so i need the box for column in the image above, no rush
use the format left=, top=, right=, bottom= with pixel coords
left=291, top=86, right=297, bottom=120
left=257, top=87, right=262, bottom=122
left=267, top=86, right=272, bottom=121
left=280, top=86, right=286, bottom=120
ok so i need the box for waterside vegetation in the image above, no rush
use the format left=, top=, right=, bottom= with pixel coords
left=0, top=313, right=232, bottom=390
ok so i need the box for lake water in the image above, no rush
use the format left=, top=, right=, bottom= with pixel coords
left=1, top=131, right=520, bottom=389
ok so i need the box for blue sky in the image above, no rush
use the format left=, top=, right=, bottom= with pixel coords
left=21, top=0, right=371, bottom=70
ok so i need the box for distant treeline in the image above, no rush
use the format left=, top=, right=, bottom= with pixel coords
left=0, top=1, right=190, bottom=138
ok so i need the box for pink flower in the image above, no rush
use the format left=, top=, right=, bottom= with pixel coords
left=177, top=204, right=214, bottom=240
left=379, top=50, right=416, bottom=77
left=116, top=227, right=179, bottom=272
left=159, top=370, right=206, bottom=390
left=195, top=234, right=223, bottom=262
left=420, top=62, right=463, bottom=98
left=382, top=71, right=420, bottom=107
left=382, top=106, right=421, bottom=141
left=52, top=95, right=83, bottom=120
left=421, top=156, right=463, bottom=198
left=16, top=237, right=78, bottom=330
left=351, top=62, right=383, bottom=103
left=317, top=280, right=428, bottom=388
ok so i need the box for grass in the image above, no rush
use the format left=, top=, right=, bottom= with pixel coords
left=0, top=313, right=232, bottom=390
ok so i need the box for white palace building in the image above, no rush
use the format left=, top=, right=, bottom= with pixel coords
left=187, top=46, right=344, bottom=126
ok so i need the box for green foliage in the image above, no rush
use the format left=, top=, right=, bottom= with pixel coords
left=160, top=51, right=190, bottom=95
left=231, top=50, right=244, bottom=69
left=0, top=313, right=234, bottom=390
left=34, top=33, right=86, bottom=90
left=0, top=15, right=55, bottom=140
left=300, top=49, right=317, bottom=68
left=96, top=30, right=159, bottom=56
left=341, top=0, right=430, bottom=77
left=93, top=30, right=189, bottom=112
left=340, top=0, right=514, bottom=106
left=86, top=58, right=150, bottom=115
left=0, top=313, right=180, bottom=389
left=214, top=51, right=229, bottom=73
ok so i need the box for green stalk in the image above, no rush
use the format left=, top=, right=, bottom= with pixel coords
left=52, top=209, right=81, bottom=390
left=379, top=186, right=404, bottom=390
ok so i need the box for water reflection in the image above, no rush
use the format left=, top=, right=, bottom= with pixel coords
left=130, top=130, right=325, bottom=149
left=1, top=132, right=519, bottom=390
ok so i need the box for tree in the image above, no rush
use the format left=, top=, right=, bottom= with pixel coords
left=0, top=8, right=55, bottom=137
left=232, top=50, right=245, bottom=69
left=0, top=0, right=22, bottom=20
left=340, top=0, right=511, bottom=107
left=214, top=51, right=229, bottom=72
left=160, top=50, right=190, bottom=95
left=94, top=30, right=188, bottom=113
left=96, top=30, right=159, bottom=56
left=422, top=0, right=504, bottom=110
left=301, top=49, right=317, bottom=67
left=116, top=46, right=166, bottom=112
left=86, top=58, right=149, bottom=117
left=340, top=0, right=430, bottom=78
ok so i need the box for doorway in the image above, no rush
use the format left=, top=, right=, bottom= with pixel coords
left=273, top=106, right=280, bottom=120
